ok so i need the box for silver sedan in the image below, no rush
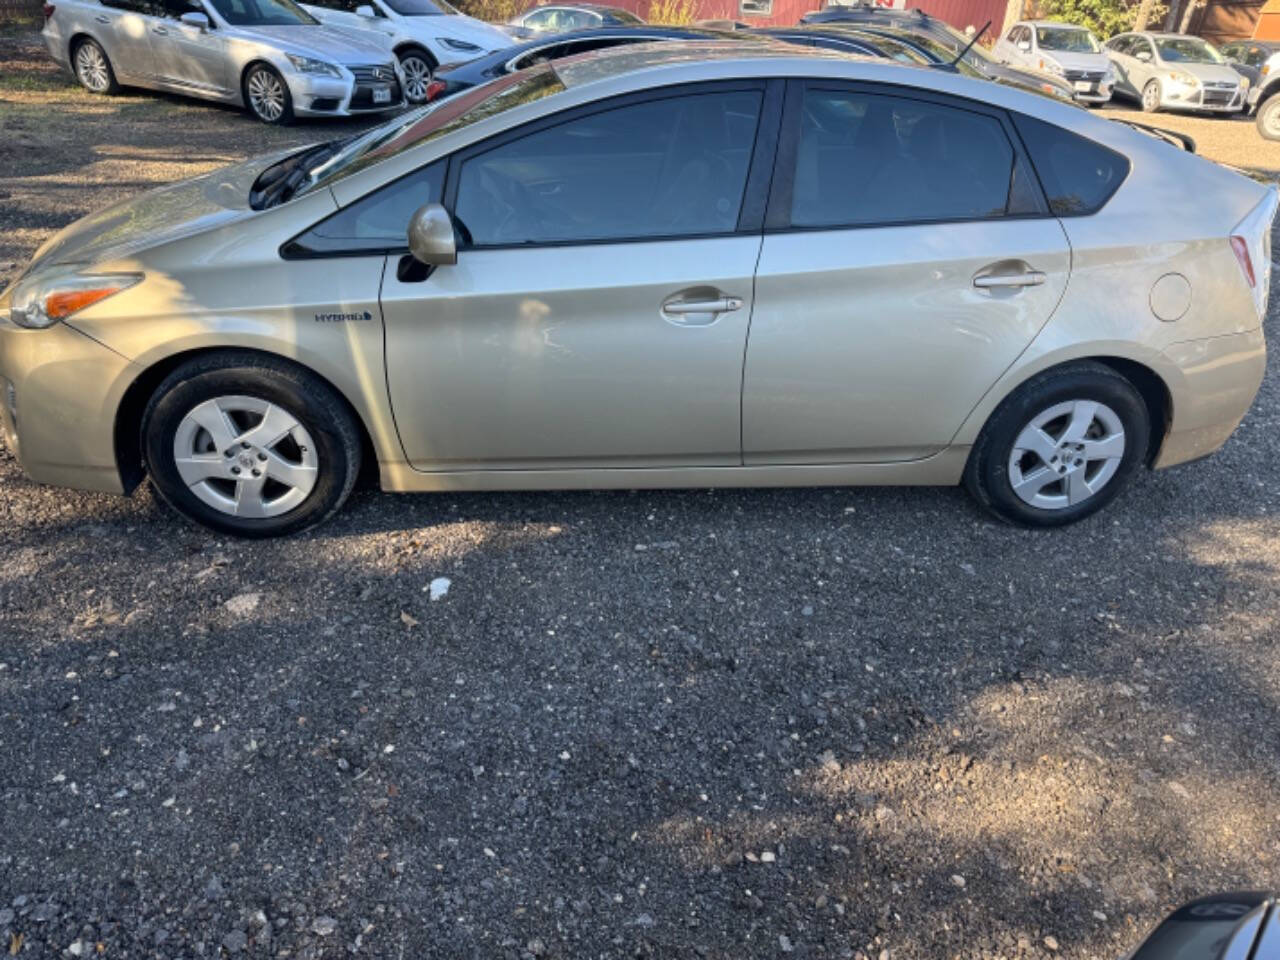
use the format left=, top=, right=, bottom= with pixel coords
left=1, top=43, right=1274, bottom=536
left=42, top=0, right=407, bottom=122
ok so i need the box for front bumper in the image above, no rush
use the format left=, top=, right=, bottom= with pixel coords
left=0, top=315, right=132, bottom=494
left=286, top=69, right=405, bottom=118
left=1161, top=84, right=1245, bottom=112
left=1154, top=328, right=1267, bottom=469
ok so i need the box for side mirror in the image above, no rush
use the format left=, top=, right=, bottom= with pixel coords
left=1137, top=49, right=1152, bottom=61
left=407, top=203, right=457, bottom=266
left=180, top=10, right=210, bottom=29
left=1017, top=40, right=1030, bottom=51
left=354, top=4, right=376, bottom=15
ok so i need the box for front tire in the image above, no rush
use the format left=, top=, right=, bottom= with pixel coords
left=1257, top=95, right=1280, bottom=140
left=243, top=63, right=292, bottom=124
left=397, top=47, right=434, bottom=103
left=964, top=362, right=1150, bottom=528
left=1141, top=79, right=1163, bottom=112
left=142, top=354, right=361, bottom=538
left=73, top=37, right=119, bottom=94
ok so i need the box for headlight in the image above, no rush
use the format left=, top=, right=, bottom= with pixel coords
left=3, top=272, right=142, bottom=330
left=1104, top=63, right=1116, bottom=82
left=1240, top=76, right=1251, bottom=90
left=1039, top=59, right=1064, bottom=75
left=285, top=54, right=341, bottom=77
left=438, top=37, right=481, bottom=52
left=1167, top=70, right=1198, bottom=86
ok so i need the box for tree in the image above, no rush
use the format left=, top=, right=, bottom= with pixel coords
left=1036, top=0, right=1168, bottom=37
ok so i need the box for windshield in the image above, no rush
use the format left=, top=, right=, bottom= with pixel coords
left=607, top=7, right=643, bottom=22
left=1036, top=26, right=1099, bottom=52
left=297, top=68, right=564, bottom=195
left=1156, top=36, right=1223, bottom=63
left=384, top=0, right=459, bottom=15
left=208, top=0, right=317, bottom=25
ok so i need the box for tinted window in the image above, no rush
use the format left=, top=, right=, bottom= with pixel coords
left=1012, top=114, right=1128, bottom=216
left=207, top=0, right=316, bottom=25
left=158, top=0, right=206, bottom=15
left=289, top=161, right=445, bottom=255
left=454, top=90, right=762, bottom=246
left=101, top=0, right=162, bottom=14
left=385, top=0, right=458, bottom=13
left=791, top=90, right=1020, bottom=227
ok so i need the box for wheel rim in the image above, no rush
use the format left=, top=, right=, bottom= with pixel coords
left=1007, top=399, right=1126, bottom=511
left=1264, top=103, right=1280, bottom=138
left=247, top=69, right=286, bottom=121
left=400, top=54, right=432, bottom=102
left=75, top=43, right=109, bottom=92
left=172, top=395, right=318, bottom=519
left=1143, top=82, right=1160, bottom=110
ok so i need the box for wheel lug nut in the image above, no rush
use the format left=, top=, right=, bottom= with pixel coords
left=231, top=467, right=241, bottom=475
left=257, top=452, right=267, bottom=461
left=241, top=441, right=250, bottom=449
left=252, top=469, right=261, bottom=477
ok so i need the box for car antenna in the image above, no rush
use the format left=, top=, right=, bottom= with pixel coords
left=949, top=18, right=991, bottom=67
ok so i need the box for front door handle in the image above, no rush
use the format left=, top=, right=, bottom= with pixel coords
left=152, top=25, right=168, bottom=33
left=94, top=13, right=112, bottom=21
left=663, top=297, right=743, bottom=315
left=973, top=271, right=1046, bottom=289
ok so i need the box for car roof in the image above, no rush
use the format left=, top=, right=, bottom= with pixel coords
left=1020, top=20, right=1093, bottom=28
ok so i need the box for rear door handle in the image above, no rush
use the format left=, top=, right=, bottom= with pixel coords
left=152, top=25, right=168, bottom=33
left=973, top=271, right=1046, bottom=289
left=94, top=13, right=112, bottom=21
left=663, top=298, right=743, bottom=315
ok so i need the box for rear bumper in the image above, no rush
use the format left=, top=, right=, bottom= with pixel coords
left=1154, top=328, right=1266, bottom=469
left=41, top=22, right=70, bottom=71
left=0, top=316, right=130, bottom=494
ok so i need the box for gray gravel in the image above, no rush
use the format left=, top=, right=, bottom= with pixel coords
left=3, top=27, right=1280, bottom=960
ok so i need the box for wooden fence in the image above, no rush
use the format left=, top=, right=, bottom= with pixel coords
left=0, top=0, right=43, bottom=21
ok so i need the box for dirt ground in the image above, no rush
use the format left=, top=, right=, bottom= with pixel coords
left=3, top=26, right=1280, bottom=960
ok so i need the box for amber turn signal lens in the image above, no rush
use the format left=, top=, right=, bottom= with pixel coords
left=44, top=285, right=129, bottom=321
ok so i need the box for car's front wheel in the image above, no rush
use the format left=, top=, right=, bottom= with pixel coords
left=73, top=37, right=119, bottom=94
left=243, top=63, right=292, bottom=124
left=964, top=362, right=1150, bottom=527
left=142, top=353, right=362, bottom=538
left=397, top=47, right=434, bottom=103
left=1141, top=79, right=1163, bottom=112
left=1257, top=95, right=1280, bottom=140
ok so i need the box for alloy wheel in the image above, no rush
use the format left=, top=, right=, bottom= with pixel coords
left=1142, top=81, right=1161, bottom=111
left=400, top=54, right=432, bottom=103
left=172, top=395, right=318, bottom=519
left=247, top=68, right=286, bottom=122
left=1263, top=101, right=1280, bottom=139
left=75, top=43, right=110, bottom=93
left=1007, top=399, right=1126, bottom=510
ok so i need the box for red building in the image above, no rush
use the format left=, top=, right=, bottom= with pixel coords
left=605, top=0, right=1008, bottom=33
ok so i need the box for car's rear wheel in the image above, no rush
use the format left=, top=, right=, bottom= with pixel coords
left=964, top=362, right=1150, bottom=528
left=244, top=63, right=292, bottom=124
left=397, top=47, right=434, bottom=103
left=73, top=37, right=119, bottom=94
left=1141, top=79, right=1162, bottom=112
left=1257, top=95, right=1280, bottom=140
left=142, top=354, right=361, bottom=538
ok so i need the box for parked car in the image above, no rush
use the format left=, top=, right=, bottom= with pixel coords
left=799, top=6, right=1078, bottom=102
left=1125, top=891, right=1278, bottom=959
left=299, top=0, right=513, bottom=102
left=753, top=25, right=933, bottom=64
left=994, top=20, right=1113, bottom=105
left=1104, top=31, right=1246, bottom=114
left=40, top=0, right=407, bottom=123
left=505, top=3, right=642, bottom=39
left=1219, top=39, right=1280, bottom=137
left=2, top=42, right=1274, bottom=537
left=426, top=25, right=735, bottom=100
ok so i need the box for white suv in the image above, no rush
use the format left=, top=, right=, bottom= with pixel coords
left=302, top=0, right=513, bottom=101
left=995, top=20, right=1114, bottom=105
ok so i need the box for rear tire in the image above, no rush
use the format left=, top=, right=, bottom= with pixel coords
left=72, top=37, right=119, bottom=94
left=1257, top=95, right=1280, bottom=140
left=397, top=46, right=434, bottom=103
left=142, top=353, right=361, bottom=538
left=243, top=63, right=292, bottom=124
left=964, top=362, right=1150, bottom=528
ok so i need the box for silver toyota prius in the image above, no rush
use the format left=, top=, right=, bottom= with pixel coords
left=41, top=0, right=407, bottom=123
left=0, top=43, right=1274, bottom=537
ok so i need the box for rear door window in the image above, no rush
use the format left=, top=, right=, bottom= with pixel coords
left=787, top=87, right=1034, bottom=228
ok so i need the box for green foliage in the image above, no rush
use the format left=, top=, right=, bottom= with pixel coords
left=1036, top=0, right=1168, bottom=38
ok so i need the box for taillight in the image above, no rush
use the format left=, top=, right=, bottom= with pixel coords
left=42, top=2, right=55, bottom=16
left=1230, top=234, right=1255, bottom=289
left=424, top=79, right=446, bottom=102
left=1230, top=186, right=1279, bottom=322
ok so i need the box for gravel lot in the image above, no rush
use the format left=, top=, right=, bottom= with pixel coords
left=3, top=28, right=1280, bottom=960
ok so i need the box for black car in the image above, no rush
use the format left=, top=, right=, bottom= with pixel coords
left=1220, top=39, right=1280, bottom=137
left=751, top=25, right=933, bottom=64
left=426, top=25, right=736, bottom=101
left=799, top=5, right=1077, bottom=102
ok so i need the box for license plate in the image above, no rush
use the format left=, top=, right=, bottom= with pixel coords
left=372, top=85, right=391, bottom=104
left=1074, top=80, right=1094, bottom=92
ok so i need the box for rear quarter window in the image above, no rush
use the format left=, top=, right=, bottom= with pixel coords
left=1012, top=114, right=1129, bottom=216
